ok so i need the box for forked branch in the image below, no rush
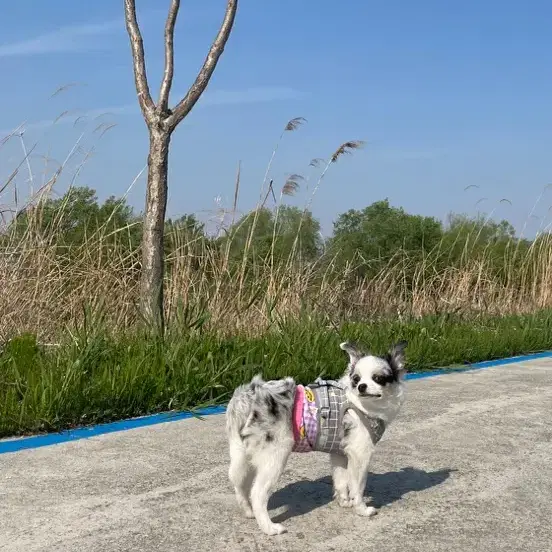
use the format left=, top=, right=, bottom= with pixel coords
left=158, top=0, right=181, bottom=113
left=124, top=0, right=155, bottom=122
left=125, top=0, right=238, bottom=131
left=165, top=0, right=238, bottom=131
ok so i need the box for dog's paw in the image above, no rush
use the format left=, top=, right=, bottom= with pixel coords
left=243, top=507, right=255, bottom=519
left=355, top=505, right=377, bottom=518
left=236, top=497, right=254, bottom=518
left=263, top=523, right=287, bottom=536
left=336, top=496, right=354, bottom=508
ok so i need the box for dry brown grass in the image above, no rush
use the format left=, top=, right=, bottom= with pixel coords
left=2, top=116, right=552, bottom=342
left=3, top=204, right=552, bottom=343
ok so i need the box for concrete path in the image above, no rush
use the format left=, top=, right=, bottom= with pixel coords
left=1, top=359, right=551, bottom=552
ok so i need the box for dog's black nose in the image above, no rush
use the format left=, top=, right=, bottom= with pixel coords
left=358, top=383, right=367, bottom=393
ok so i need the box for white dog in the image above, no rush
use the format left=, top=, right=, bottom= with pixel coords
left=225, top=340, right=408, bottom=535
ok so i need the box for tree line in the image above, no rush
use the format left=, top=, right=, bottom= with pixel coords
left=3, top=185, right=531, bottom=283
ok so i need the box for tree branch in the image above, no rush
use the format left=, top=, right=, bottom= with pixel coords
left=124, top=0, right=156, bottom=122
left=166, top=0, right=238, bottom=131
left=158, top=0, right=181, bottom=113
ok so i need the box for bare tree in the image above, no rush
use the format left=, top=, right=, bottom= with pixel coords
left=123, top=0, right=238, bottom=332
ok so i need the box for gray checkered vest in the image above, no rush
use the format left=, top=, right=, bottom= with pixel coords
left=308, top=378, right=387, bottom=454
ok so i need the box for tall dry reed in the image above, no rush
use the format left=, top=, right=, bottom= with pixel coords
left=2, top=116, right=552, bottom=341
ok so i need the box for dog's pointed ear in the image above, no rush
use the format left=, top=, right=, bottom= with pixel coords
left=340, top=342, right=364, bottom=369
left=388, top=340, right=408, bottom=378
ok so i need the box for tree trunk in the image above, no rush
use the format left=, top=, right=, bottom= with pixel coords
left=141, top=127, right=171, bottom=333
left=125, top=0, right=239, bottom=333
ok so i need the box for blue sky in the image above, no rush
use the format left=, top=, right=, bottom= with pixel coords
left=1, top=0, right=551, bottom=236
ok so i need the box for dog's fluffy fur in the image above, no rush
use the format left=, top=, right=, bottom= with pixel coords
left=225, top=340, right=408, bottom=535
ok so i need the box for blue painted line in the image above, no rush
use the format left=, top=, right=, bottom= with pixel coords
left=405, top=350, right=552, bottom=380
left=0, top=405, right=226, bottom=455
left=1, top=350, right=551, bottom=455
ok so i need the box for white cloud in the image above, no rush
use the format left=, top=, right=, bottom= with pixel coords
left=0, top=7, right=210, bottom=58
left=199, top=86, right=304, bottom=106
left=373, top=148, right=447, bottom=161
left=0, top=19, right=122, bottom=57
left=0, top=105, right=133, bottom=138
left=1, top=86, right=303, bottom=137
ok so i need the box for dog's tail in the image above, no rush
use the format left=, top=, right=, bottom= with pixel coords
left=226, top=374, right=296, bottom=440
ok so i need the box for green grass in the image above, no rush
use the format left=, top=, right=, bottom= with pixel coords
left=2, top=310, right=552, bottom=438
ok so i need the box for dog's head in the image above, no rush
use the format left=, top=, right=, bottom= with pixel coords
left=340, top=341, right=407, bottom=403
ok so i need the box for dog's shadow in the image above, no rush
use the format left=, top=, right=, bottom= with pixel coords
left=268, top=466, right=454, bottom=523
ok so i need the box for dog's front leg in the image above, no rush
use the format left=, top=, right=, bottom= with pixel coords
left=346, top=446, right=377, bottom=518
left=330, top=453, right=352, bottom=507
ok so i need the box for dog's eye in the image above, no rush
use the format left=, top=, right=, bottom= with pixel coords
left=372, top=374, right=387, bottom=386
left=351, top=374, right=360, bottom=385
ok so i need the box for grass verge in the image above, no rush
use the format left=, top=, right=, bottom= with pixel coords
left=1, top=310, right=552, bottom=438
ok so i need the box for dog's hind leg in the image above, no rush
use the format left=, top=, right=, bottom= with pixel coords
left=228, top=439, right=255, bottom=518
left=249, top=442, right=293, bottom=536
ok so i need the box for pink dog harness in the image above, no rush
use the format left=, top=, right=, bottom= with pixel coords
left=292, top=384, right=318, bottom=452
